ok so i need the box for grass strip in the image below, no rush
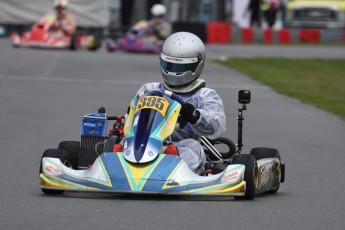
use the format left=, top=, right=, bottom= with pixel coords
left=218, top=58, right=345, bottom=119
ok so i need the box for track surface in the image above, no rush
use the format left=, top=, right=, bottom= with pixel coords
left=1, top=38, right=345, bottom=230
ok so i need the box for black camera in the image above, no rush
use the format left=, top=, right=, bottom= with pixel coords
left=238, top=90, right=251, bottom=104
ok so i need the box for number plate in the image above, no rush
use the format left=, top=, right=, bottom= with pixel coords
left=135, top=96, right=169, bottom=116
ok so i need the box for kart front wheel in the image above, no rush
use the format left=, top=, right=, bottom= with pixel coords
left=40, top=149, right=71, bottom=195
left=58, top=141, right=80, bottom=169
left=231, top=154, right=258, bottom=200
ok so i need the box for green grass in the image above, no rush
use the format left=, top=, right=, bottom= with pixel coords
left=218, top=58, right=345, bottom=119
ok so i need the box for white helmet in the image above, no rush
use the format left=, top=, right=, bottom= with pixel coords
left=160, top=32, right=206, bottom=88
left=151, top=4, right=167, bottom=17
left=54, top=0, right=68, bottom=8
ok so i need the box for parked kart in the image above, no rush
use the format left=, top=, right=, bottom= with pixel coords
left=39, top=90, right=285, bottom=199
left=10, top=15, right=100, bottom=50
left=105, top=20, right=163, bottom=53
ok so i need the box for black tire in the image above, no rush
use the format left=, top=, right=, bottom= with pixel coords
left=250, top=147, right=281, bottom=193
left=69, top=34, right=77, bottom=50
left=103, top=135, right=120, bottom=152
left=58, top=141, right=80, bottom=169
left=231, top=154, right=258, bottom=200
left=40, top=149, right=70, bottom=195
left=250, top=147, right=281, bottom=160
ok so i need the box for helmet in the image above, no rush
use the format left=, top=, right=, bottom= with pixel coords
left=54, top=0, right=68, bottom=8
left=150, top=4, right=167, bottom=17
left=160, top=32, right=206, bottom=88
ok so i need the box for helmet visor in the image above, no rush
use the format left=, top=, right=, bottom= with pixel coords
left=160, top=53, right=200, bottom=73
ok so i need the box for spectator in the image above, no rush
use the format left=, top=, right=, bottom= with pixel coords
left=262, top=0, right=280, bottom=28
left=247, top=0, right=263, bottom=28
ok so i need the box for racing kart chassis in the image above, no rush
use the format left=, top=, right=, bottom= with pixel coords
left=10, top=15, right=100, bottom=50
left=39, top=90, right=285, bottom=199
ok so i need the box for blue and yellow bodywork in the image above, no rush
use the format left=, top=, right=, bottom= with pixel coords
left=40, top=152, right=246, bottom=195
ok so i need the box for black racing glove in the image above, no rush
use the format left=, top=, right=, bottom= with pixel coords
left=180, top=103, right=200, bottom=124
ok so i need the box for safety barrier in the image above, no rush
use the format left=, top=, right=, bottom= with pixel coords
left=206, top=22, right=231, bottom=44
left=173, top=22, right=344, bottom=45
left=299, top=29, right=320, bottom=43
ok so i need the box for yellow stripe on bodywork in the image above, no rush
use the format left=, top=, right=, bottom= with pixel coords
left=118, top=154, right=165, bottom=191
left=40, top=174, right=98, bottom=191
left=188, top=181, right=246, bottom=194
left=124, top=100, right=136, bottom=137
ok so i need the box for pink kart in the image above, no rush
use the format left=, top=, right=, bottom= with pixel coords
left=106, top=20, right=163, bottom=53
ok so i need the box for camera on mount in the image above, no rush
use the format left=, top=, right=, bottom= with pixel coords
left=238, top=90, right=251, bottom=105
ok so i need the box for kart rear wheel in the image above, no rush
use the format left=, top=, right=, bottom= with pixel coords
left=250, top=147, right=281, bottom=160
left=231, top=154, right=258, bottom=200
left=40, top=149, right=71, bottom=195
left=250, top=148, right=282, bottom=193
left=58, top=141, right=80, bottom=169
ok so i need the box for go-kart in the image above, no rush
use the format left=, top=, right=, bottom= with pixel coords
left=39, top=89, right=285, bottom=199
left=10, top=15, right=100, bottom=50
left=105, top=20, right=163, bottom=53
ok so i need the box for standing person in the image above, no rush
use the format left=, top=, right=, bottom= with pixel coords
left=132, top=32, right=226, bottom=174
left=280, top=0, right=289, bottom=27
left=247, top=0, right=262, bottom=28
left=49, top=0, right=76, bottom=38
left=262, top=0, right=280, bottom=28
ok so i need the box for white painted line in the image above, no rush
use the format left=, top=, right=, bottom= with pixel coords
left=0, top=74, right=270, bottom=90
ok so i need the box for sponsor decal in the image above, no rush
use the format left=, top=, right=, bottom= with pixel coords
left=221, top=171, right=238, bottom=183
left=45, top=166, right=62, bottom=176
left=88, top=130, right=100, bottom=135
left=123, top=140, right=128, bottom=149
left=166, top=121, right=174, bottom=131
left=259, top=165, right=270, bottom=186
left=133, top=116, right=139, bottom=126
left=148, top=151, right=154, bottom=157
left=161, top=53, right=198, bottom=64
left=167, top=180, right=179, bottom=186
left=125, top=150, right=131, bottom=156
left=84, top=122, right=96, bottom=127
left=165, top=57, right=183, bottom=62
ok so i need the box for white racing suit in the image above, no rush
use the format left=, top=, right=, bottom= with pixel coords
left=135, top=82, right=226, bottom=174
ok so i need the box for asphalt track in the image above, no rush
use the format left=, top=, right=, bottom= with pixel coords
left=0, top=38, right=345, bottom=230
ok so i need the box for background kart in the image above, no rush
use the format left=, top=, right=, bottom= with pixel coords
left=105, top=20, right=163, bottom=53
left=10, top=15, right=100, bottom=50
left=39, top=90, right=285, bottom=199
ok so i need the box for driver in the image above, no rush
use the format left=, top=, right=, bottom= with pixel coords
left=144, top=4, right=172, bottom=44
left=133, top=32, right=226, bottom=174
left=49, top=0, right=76, bottom=38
